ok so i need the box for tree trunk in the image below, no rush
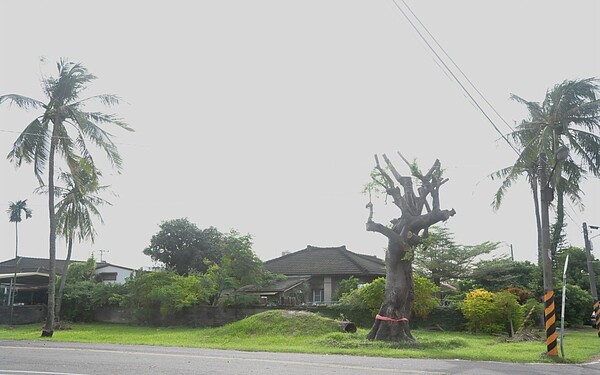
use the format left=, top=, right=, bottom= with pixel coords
left=367, top=239, right=415, bottom=341
left=15, top=222, right=18, bottom=258
left=42, top=122, right=60, bottom=338
left=550, top=189, right=564, bottom=260
left=55, top=236, right=73, bottom=324
left=530, top=179, right=542, bottom=268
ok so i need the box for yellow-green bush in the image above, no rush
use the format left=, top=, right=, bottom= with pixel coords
left=460, top=288, right=524, bottom=334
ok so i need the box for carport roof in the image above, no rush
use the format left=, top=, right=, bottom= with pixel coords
left=0, top=272, right=50, bottom=288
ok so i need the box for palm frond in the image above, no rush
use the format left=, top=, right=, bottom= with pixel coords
left=7, top=117, right=51, bottom=183
left=78, top=94, right=123, bottom=107
left=0, top=94, right=45, bottom=110
left=67, top=109, right=125, bottom=170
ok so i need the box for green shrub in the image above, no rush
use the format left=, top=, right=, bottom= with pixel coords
left=61, top=281, right=126, bottom=322
left=125, top=270, right=210, bottom=322
left=556, top=284, right=593, bottom=327
left=413, top=277, right=440, bottom=318
left=337, top=276, right=439, bottom=320
left=460, top=288, right=496, bottom=333
left=460, top=288, right=525, bottom=334
left=494, top=291, right=524, bottom=334
left=334, top=276, right=360, bottom=301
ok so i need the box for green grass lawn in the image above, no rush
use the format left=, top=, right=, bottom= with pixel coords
left=1, top=310, right=598, bottom=364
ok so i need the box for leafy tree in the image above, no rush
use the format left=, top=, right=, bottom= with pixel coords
left=556, top=246, right=600, bottom=293
left=470, top=258, right=540, bottom=293
left=201, top=230, right=281, bottom=306
left=365, top=154, right=455, bottom=342
left=200, top=261, right=237, bottom=306
left=2, top=59, right=132, bottom=336
left=7, top=199, right=33, bottom=257
left=413, top=226, right=498, bottom=287
left=220, top=230, right=267, bottom=287
left=143, top=218, right=222, bottom=275
left=491, top=78, right=600, bottom=263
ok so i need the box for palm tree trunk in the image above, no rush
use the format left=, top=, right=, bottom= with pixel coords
left=55, top=236, right=72, bottom=324
left=530, top=179, right=542, bottom=268
left=42, top=123, right=60, bottom=337
left=551, top=189, right=564, bottom=260
left=14, top=222, right=18, bottom=258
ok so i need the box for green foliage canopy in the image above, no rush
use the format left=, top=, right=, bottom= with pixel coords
left=338, top=276, right=439, bottom=319
left=470, top=258, right=540, bottom=292
left=413, top=226, right=498, bottom=286
left=143, top=218, right=223, bottom=275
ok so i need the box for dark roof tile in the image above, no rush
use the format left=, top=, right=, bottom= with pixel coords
left=265, top=245, right=385, bottom=276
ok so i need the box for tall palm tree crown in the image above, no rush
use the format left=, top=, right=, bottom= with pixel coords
left=54, top=159, right=110, bottom=245
left=1, top=59, right=132, bottom=336
left=7, top=200, right=33, bottom=224
left=491, top=77, right=600, bottom=262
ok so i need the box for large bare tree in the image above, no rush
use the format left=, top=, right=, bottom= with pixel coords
left=365, top=153, right=455, bottom=342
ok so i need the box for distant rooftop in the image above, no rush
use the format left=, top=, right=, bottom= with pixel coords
left=0, top=257, right=133, bottom=275
left=264, top=245, right=386, bottom=276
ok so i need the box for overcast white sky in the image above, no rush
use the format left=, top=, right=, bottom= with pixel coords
left=1, top=1, right=599, bottom=269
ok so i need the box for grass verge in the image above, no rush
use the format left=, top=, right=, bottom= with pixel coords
left=1, top=310, right=598, bottom=364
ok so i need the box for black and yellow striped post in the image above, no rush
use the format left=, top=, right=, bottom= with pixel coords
left=595, top=299, right=600, bottom=337
left=544, top=290, right=558, bottom=356
left=539, top=152, right=559, bottom=357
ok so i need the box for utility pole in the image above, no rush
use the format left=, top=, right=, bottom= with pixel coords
left=583, top=222, right=600, bottom=336
left=539, top=152, right=557, bottom=356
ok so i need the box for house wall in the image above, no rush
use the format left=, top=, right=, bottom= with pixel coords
left=94, top=265, right=133, bottom=284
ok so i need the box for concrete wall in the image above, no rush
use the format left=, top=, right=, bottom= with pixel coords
left=94, top=305, right=274, bottom=327
left=0, top=305, right=46, bottom=325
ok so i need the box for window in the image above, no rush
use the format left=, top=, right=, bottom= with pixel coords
left=312, top=289, right=324, bottom=303
left=98, top=272, right=117, bottom=282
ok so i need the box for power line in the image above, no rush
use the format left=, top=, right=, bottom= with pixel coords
left=398, top=0, right=515, bottom=134
left=390, top=0, right=521, bottom=156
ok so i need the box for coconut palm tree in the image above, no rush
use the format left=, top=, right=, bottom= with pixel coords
left=1, top=59, right=132, bottom=336
left=51, top=159, right=110, bottom=324
left=492, top=78, right=600, bottom=263
left=7, top=200, right=33, bottom=257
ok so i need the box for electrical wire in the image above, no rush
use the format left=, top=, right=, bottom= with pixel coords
left=390, top=0, right=521, bottom=156
left=398, top=0, right=515, bottom=134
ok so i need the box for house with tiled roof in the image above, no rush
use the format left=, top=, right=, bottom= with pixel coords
left=264, top=245, right=386, bottom=304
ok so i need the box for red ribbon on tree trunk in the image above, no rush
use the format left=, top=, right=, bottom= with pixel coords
left=375, top=314, right=408, bottom=323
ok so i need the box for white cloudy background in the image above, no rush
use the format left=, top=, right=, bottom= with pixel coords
left=1, top=1, right=599, bottom=269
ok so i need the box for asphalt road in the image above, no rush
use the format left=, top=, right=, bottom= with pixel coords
left=0, top=340, right=599, bottom=375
